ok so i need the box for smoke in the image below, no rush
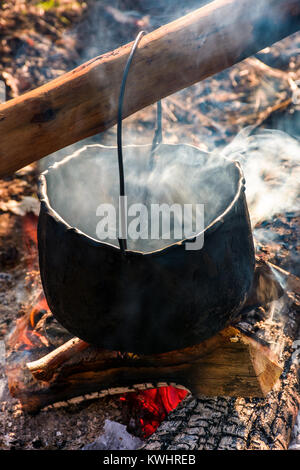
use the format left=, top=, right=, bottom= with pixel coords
left=73, top=0, right=209, bottom=66
left=44, top=124, right=300, bottom=253
left=220, top=127, right=300, bottom=226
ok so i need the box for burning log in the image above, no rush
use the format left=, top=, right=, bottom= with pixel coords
left=13, top=324, right=281, bottom=414
left=0, top=0, right=299, bottom=176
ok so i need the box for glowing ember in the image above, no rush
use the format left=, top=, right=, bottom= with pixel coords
left=120, top=386, right=188, bottom=437
left=29, top=293, right=48, bottom=328
left=7, top=213, right=50, bottom=351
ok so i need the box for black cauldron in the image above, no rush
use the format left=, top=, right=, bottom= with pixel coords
left=37, top=141, right=255, bottom=354
left=37, top=32, right=255, bottom=354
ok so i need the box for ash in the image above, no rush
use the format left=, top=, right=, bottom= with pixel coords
left=82, top=420, right=142, bottom=451
left=290, top=373, right=300, bottom=450
left=289, top=412, right=300, bottom=450
left=0, top=341, right=9, bottom=403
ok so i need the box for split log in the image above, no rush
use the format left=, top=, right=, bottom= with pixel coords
left=0, top=0, right=299, bottom=176
left=7, top=323, right=281, bottom=414
left=27, top=337, right=89, bottom=382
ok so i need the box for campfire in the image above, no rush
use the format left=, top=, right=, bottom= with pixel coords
left=4, top=210, right=294, bottom=440
left=0, top=0, right=300, bottom=451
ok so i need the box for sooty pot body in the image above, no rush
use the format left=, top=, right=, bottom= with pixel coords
left=38, top=144, right=255, bottom=354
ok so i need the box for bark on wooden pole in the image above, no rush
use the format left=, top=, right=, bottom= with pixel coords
left=0, top=0, right=299, bottom=176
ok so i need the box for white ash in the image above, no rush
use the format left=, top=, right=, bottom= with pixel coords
left=289, top=335, right=300, bottom=450
left=82, top=420, right=143, bottom=450
left=0, top=81, right=5, bottom=103
left=289, top=412, right=300, bottom=450
left=0, top=340, right=9, bottom=402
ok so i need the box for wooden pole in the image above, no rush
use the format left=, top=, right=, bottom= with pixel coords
left=0, top=0, right=299, bottom=177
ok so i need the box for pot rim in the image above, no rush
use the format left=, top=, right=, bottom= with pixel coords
left=38, top=142, right=246, bottom=256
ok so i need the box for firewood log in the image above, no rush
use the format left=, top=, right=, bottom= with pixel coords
left=7, top=323, right=281, bottom=414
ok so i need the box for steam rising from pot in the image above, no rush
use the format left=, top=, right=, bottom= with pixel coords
left=221, top=127, right=300, bottom=225
left=43, top=124, right=299, bottom=255
left=44, top=143, right=238, bottom=253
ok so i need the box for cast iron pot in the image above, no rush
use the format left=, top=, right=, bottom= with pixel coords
left=37, top=142, right=255, bottom=354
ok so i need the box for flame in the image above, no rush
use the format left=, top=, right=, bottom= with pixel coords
left=17, top=318, right=34, bottom=350
left=8, top=315, right=49, bottom=351
left=7, top=213, right=50, bottom=351
left=29, top=293, right=48, bottom=328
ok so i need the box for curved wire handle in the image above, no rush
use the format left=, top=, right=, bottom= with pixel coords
left=117, top=31, right=162, bottom=253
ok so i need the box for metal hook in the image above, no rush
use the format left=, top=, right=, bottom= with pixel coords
left=117, top=31, right=162, bottom=254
